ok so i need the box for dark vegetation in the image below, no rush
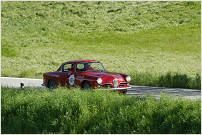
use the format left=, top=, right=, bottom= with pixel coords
left=131, top=72, right=201, bottom=89
left=1, top=87, right=201, bottom=134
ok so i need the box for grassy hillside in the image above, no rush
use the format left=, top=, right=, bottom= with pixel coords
left=2, top=87, right=201, bottom=134
left=1, top=1, right=201, bottom=89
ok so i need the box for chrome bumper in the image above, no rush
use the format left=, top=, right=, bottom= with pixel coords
left=96, top=86, right=131, bottom=91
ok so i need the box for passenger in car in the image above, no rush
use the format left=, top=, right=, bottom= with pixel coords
left=68, top=68, right=74, bottom=72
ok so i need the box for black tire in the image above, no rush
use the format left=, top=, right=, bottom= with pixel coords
left=48, top=79, right=57, bottom=89
left=122, top=90, right=127, bottom=94
left=119, top=89, right=127, bottom=94
left=82, top=81, right=91, bottom=90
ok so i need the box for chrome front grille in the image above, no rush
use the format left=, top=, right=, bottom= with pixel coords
left=119, top=82, right=128, bottom=86
left=101, top=83, right=113, bottom=87
left=113, top=79, right=118, bottom=88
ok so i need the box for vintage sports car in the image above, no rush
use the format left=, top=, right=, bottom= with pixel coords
left=43, top=60, right=131, bottom=93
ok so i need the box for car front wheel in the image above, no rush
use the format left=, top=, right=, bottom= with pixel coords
left=82, top=81, right=91, bottom=90
left=122, top=89, right=127, bottom=94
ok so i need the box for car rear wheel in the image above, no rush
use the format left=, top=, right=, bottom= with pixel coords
left=48, top=79, right=57, bottom=89
left=82, top=81, right=91, bottom=90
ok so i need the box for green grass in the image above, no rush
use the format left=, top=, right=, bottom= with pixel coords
left=1, top=87, right=201, bottom=134
left=1, top=1, right=201, bottom=89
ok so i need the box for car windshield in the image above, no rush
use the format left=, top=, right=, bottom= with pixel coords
left=76, top=62, right=106, bottom=72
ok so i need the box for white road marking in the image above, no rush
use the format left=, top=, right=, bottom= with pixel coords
left=1, top=77, right=43, bottom=88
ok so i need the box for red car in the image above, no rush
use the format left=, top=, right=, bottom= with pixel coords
left=42, top=60, right=131, bottom=93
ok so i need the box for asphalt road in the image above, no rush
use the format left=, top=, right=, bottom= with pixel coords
left=1, top=77, right=201, bottom=99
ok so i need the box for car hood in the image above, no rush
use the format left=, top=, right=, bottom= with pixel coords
left=83, top=71, right=120, bottom=77
left=81, top=71, right=126, bottom=83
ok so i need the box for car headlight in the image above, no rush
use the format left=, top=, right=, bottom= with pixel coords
left=126, top=76, right=131, bottom=82
left=97, top=78, right=102, bottom=84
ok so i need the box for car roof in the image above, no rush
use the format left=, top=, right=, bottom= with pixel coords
left=65, top=60, right=100, bottom=64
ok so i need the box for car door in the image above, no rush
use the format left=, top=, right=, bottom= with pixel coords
left=74, top=63, right=86, bottom=87
left=58, top=63, right=74, bottom=87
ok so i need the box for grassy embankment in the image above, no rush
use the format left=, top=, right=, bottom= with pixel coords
left=1, top=1, right=201, bottom=89
left=1, top=87, right=201, bottom=134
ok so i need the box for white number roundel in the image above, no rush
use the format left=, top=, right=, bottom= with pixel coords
left=69, top=75, right=75, bottom=86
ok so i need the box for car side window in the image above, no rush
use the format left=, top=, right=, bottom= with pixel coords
left=63, top=64, right=73, bottom=72
left=76, top=63, right=85, bottom=71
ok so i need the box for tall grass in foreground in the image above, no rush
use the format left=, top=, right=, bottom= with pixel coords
left=2, top=87, right=201, bottom=134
